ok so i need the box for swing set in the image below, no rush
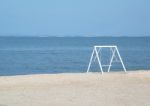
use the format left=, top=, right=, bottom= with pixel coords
left=87, top=45, right=126, bottom=74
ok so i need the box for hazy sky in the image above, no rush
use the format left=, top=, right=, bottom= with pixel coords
left=0, top=0, right=150, bottom=36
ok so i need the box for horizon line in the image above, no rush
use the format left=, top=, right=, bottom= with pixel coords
left=0, top=35, right=150, bottom=37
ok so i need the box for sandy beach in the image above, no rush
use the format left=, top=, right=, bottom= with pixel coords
left=0, top=71, right=150, bottom=106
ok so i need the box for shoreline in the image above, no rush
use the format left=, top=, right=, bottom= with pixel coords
left=0, top=69, right=150, bottom=77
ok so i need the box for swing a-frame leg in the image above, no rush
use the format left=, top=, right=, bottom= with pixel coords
left=87, top=47, right=103, bottom=74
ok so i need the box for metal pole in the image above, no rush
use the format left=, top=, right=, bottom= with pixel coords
left=110, top=47, right=118, bottom=62
left=87, top=48, right=95, bottom=73
left=107, top=47, right=116, bottom=72
left=115, top=47, right=127, bottom=72
left=95, top=47, right=103, bottom=74
left=94, top=48, right=101, bottom=62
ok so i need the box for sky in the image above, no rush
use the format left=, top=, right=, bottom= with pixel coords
left=0, top=0, right=150, bottom=36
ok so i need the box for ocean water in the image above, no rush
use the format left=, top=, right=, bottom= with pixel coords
left=0, top=37, right=150, bottom=76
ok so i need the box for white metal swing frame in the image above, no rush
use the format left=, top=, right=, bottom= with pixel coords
left=87, top=45, right=126, bottom=74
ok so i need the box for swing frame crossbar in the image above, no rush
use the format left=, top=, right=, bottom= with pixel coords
left=87, top=45, right=126, bottom=74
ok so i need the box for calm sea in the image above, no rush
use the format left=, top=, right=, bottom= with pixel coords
left=0, top=36, right=150, bottom=76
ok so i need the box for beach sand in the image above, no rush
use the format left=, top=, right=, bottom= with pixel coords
left=0, top=71, right=150, bottom=106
